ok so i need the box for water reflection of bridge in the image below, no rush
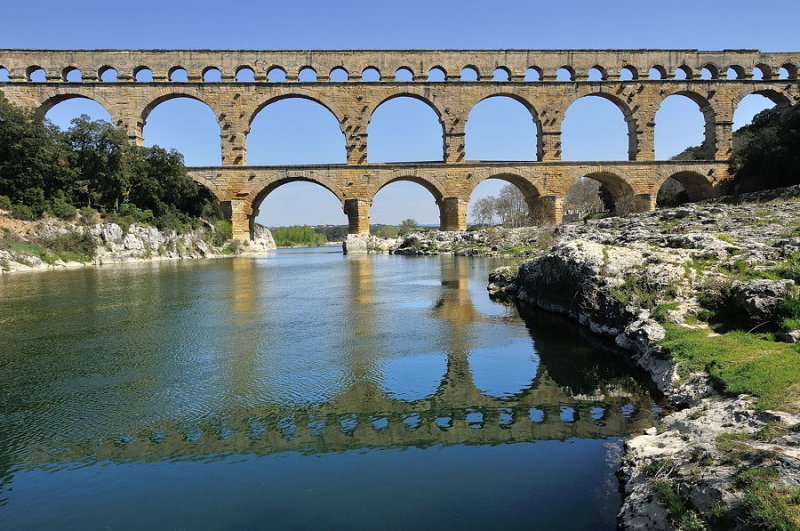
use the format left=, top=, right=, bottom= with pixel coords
left=4, top=255, right=656, bottom=470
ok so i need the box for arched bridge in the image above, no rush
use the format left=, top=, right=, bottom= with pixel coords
left=1, top=49, right=798, bottom=239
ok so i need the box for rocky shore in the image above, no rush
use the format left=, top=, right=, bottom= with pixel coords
left=0, top=212, right=276, bottom=274
left=487, top=186, right=800, bottom=529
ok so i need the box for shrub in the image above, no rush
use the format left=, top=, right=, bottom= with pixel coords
left=50, top=194, right=77, bottom=220
left=0, top=195, right=12, bottom=211
left=11, top=204, right=34, bottom=220
left=212, top=220, right=232, bottom=246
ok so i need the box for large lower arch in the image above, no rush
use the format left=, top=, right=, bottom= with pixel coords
left=561, top=94, right=636, bottom=161
left=247, top=96, right=346, bottom=165
left=368, top=95, right=445, bottom=162
left=369, top=177, right=445, bottom=230
left=37, top=91, right=116, bottom=124
left=465, top=95, right=540, bottom=161
left=657, top=171, right=715, bottom=204
left=141, top=93, right=221, bottom=166
left=40, top=94, right=113, bottom=130
left=249, top=177, right=347, bottom=236
left=733, top=90, right=790, bottom=130
left=467, top=173, right=542, bottom=226
left=568, top=171, right=637, bottom=216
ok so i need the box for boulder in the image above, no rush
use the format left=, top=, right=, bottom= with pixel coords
left=728, top=278, right=795, bottom=327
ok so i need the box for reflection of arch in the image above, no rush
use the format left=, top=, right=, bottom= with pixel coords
left=563, top=93, right=638, bottom=160
left=658, top=171, right=714, bottom=202
left=466, top=94, right=541, bottom=161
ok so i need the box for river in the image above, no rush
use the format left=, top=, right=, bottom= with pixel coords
left=0, top=248, right=658, bottom=529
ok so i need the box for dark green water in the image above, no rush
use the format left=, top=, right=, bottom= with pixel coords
left=0, top=249, right=658, bottom=530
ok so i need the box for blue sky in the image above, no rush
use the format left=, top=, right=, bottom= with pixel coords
left=6, top=0, right=799, bottom=226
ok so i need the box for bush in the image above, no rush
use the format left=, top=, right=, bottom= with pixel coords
left=119, top=203, right=155, bottom=224
left=50, top=194, right=77, bottom=220
left=79, top=207, right=99, bottom=224
left=11, top=204, right=34, bottom=220
left=212, top=220, right=232, bottom=246
left=0, top=195, right=11, bottom=211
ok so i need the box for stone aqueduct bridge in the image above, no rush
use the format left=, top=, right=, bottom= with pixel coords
left=1, top=49, right=799, bottom=239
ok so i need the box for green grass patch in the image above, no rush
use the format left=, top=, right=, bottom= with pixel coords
left=652, top=481, right=707, bottom=530
left=659, top=324, right=800, bottom=411
left=741, top=481, right=800, bottom=531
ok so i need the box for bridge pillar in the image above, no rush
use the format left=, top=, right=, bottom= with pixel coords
left=116, top=118, right=143, bottom=146
left=529, top=195, right=564, bottom=225
left=539, top=129, right=562, bottom=161
left=633, top=193, right=657, bottom=213
left=439, top=197, right=468, bottom=231
left=713, top=120, right=734, bottom=160
left=221, top=200, right=253, bottom=241
left=344, top=198, right=371, bottom=235
left=444, top=132, right=466, bottom=163
left=220, top=122, right=247, bottom=166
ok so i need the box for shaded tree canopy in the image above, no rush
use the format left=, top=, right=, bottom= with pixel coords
left=0, top=92, right=219, bottom=221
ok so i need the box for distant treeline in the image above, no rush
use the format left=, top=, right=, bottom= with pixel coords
left=271, top=226, right=329, bottom=247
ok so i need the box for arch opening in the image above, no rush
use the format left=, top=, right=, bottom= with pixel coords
left=134, top=67, right=153, bottom=82
left=524, top=67, right=541, bottom=81
left=252, top=179, right=347, bottom=232
left=779, top=64, right=797, bottom=80
left=330, top=67, right=348, bottom=82
left=556, top=67, right=574, bottom=81
left=649, top=66, right=666, bottom=80
left=63, top=67, right=82, bottom=82
left=619, top=66, right=637, bottom=80
left=699, top=66, right=717, bottom=80
left=658, top=172, right=714, bottom=206
left=469, top=176, right=539, bottom=227
left=169, top=67, right=188, bottom=82
left=28, top=66, right=46, bottom=82
left=588, top=66, right=605, bottom=81
left=248, top=97, right=346, bottom=165
left=395, top=67, right=414, bottom=82
left=99, top=66, right=117, bottom=82
left=236, top=66, right=256, bottom=82
left=43, top=97, right=113, bottom=131
left=675, top=65, right=692, bottom=80
left=368, top=96, right=444, bottom=163
left=460, top=67, right=478, bottom=81
left=371, top=179, right=441, bottom=228
left=362, top=67, right=380, bottom=82
left=734, top=93, right=780, bottom=131
left=465, top=96, right=539, bottom=161
left=727, top=66, right=745, bottom=80
left=0, top=67, right=8, bottom=82
left=753, top=65, right=771, bottom=80
left=493, top=67, right=510, bottom=81
left=142, top=96, right=221, bottom=166
left=565, top=172, right=636, bottom=217
left=428, top=67, right=445, bottom=82
left=268, top=67, right=287, bottom=83
left=203, top=67, right=222, bottom=82
left=655, top=93, right=711, bottom=160
left=562, top=95, right=633, bottom=161
left=299, top=67, right=317, bottom=82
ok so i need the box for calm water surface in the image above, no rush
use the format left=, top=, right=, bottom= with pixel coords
left=0, top=249, right=658, bottom=529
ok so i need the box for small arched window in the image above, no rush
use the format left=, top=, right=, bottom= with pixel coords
left=169, top=68, right=188, bottom=82
left=28, top=66, right=47, bottom=82
left=460, top=66, right=479, bottom=81
left=699, top=65, right=717, bottom=80
left=648, top=66, right=666, bottom=80
left=428, top=67, right=446, bottom=81
left=362, top=67, right=380, bottom=82
left=556, top=67, right=574, bottom=81
left=268, top=67, right=287, bottom=82
left=675, top=66, right=692, bottom=80
left=99, top=66, right=117, bottom=82
left=298, top=67, right=317, bottom=82
left=395, top=67, right=413, bottom=81
left=330, top=67, right=348, bottom=82
left=203, top=67, right=222, bottom=82
left=493, top=67, right=510, bottom=81
left=619, top=66, right=637, bottom=81
left=0, top=67, right=9, bottom=82
left=63, top=67, right=82, bottom=82
left=588, top=66, right=605, bottom=81
left=726, top=66, right=744, bottom=80
left=524, top=67, right=541, bottom=81
left=134, top=67, right=153, bottom=82
left=236, top=66, right=256, bottom=82
left=752, top=65, right=771, bottom=80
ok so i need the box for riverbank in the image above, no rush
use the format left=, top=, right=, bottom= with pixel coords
left=487, top=185, right=800, bottom=529
left=0, top=210, right=276, bottom=274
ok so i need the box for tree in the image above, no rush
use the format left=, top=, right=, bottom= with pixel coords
left=399, top=218, right=419, bottom=234
left=375, top=225, right=399, bottom=238
left=470, top=196, right=496, bottom=226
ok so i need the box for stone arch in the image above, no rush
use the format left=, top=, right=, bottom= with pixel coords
left=465, top=93, right=541, bottom=161
left=236, top=65, right=256, bottom=82
left=372, top=175, right=446, bottom=203
left=395, top=67, right=414, bottom=81
left=141, top=92, right=219, bottom=129
left=248, top=176, right=347, bottom=235
left=27, top=65, right=46, bottom=82
left=562, top=92, right=638, bottom=161
left=362, top=66, right=381, bottom=82
left=168, top=66, right=188, bottom=82
left=133, top=66, right=153, bottom=82
left=247, top=95, right=347, bottom=165
left=330, top=67, right=348, bottom=82
left=753, top=64, right=773, bottom=80
left=620, top=65, right=638, bottom=80
left=556, top=66, right=575, bottom=81
left=780, top=63, right=797, bottom=80
left=367, top=93, right=445, bottom=162
left=525, top=66, right=542, bottom=81
left=675, top=65, right=693, bottom=80
left=428, top=66, right=446, bottom=81
left=62, top=66, right=82, bottom=82
left=657, top=171, right=715, bottom=203
left=733, top=88, right=792, bottom=110
left=98, top=65, right=117, bottom=82
left=298, top=66, right=317, bottom=82
left=572, top=171, right=636, bottom=214
left=657, top=90, right=716, bottom=159
left=700, top=64, right=719, bottom=80
left=727, top=65, right=746, bottom=79
left=649, top=65, right=667, bottom=79
left=202, top=66, right=222, bottom=82
left=267, top=66, right=287, bottom=82
left=248, top=94, right=345, bottom=132
left=460, top=66, right=479, bottom=81
left=588, top=65, right=607, bottom=81
left=37, top=90, right=116, bottom=121
left=493, top=67, right=511, bottom=81
left=468, top=172, right=543, bottom=225
left=369, top=176, right=448, bottom=228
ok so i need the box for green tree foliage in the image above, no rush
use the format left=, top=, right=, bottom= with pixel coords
left=731, top=105, right=800, bottom=193
left=374, top=225, right=399, bottom=238
left=398, top=218, right=419, bottom=234
left=271, top=225, right=328, bottom=247
left=0, top=93, right=221, bottom=224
